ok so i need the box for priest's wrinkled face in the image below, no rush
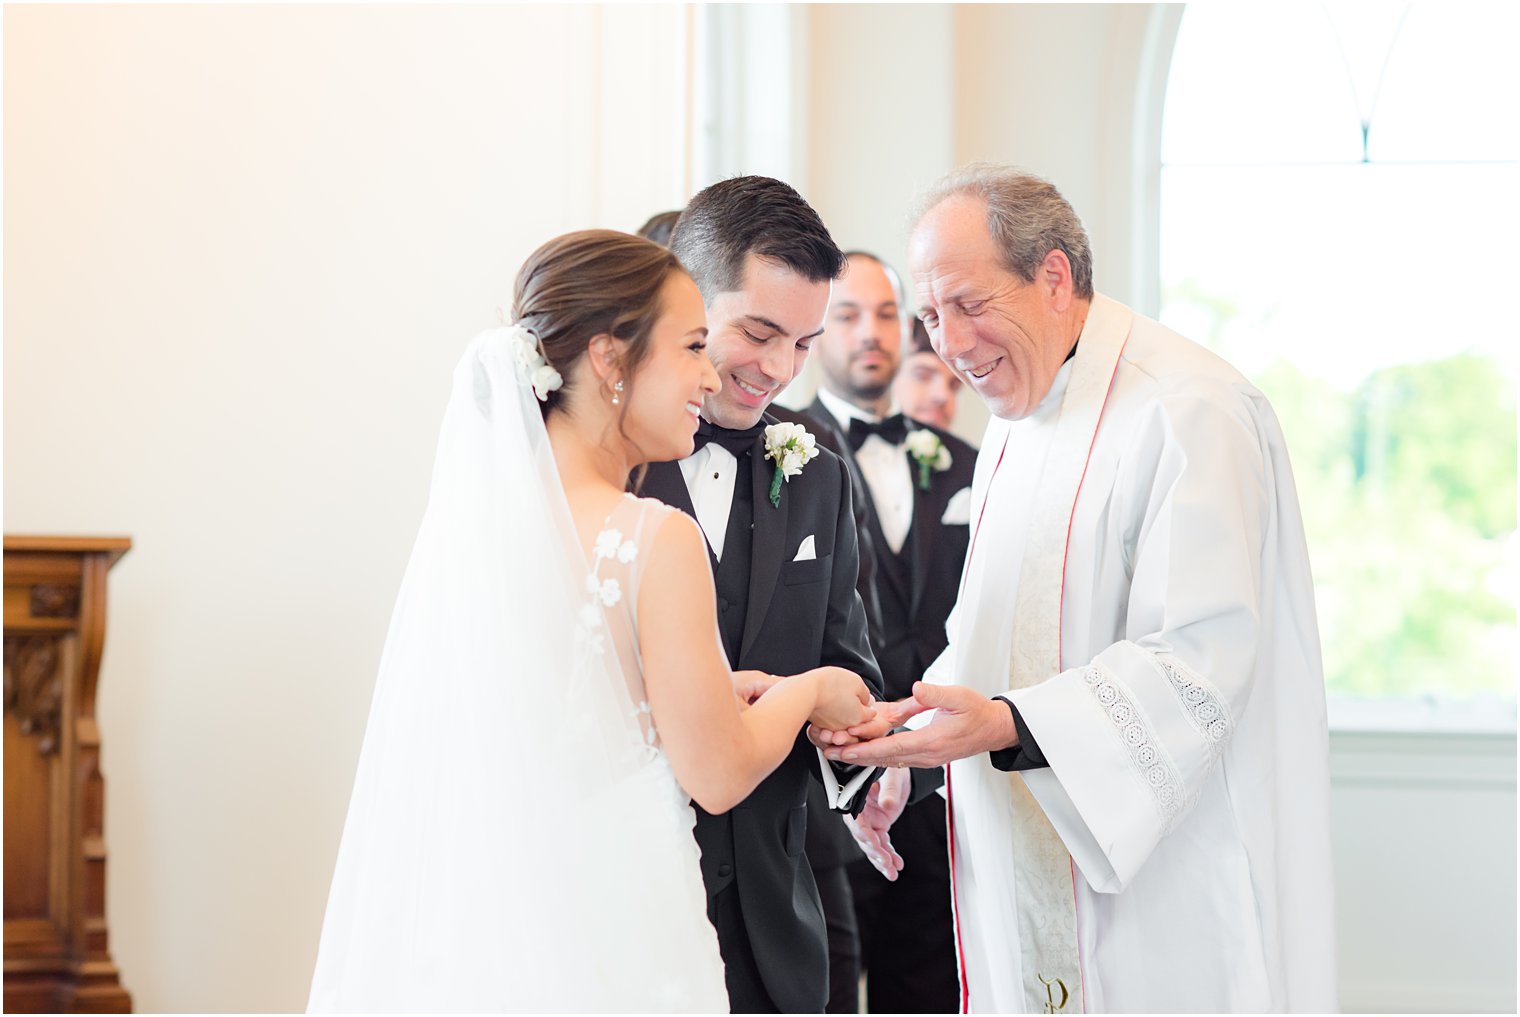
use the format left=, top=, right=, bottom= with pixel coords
left=701, top=253, right=831, bottom=429
left=816, top=254, right=903, bottom=407
left=909, top=195, right=1076, bottom=421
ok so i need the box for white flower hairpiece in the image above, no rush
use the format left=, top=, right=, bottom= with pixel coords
left=504, top=323, right=563, bottom=401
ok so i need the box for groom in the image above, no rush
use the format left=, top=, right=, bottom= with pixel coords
left=641, top=176, right=884, bottom=1014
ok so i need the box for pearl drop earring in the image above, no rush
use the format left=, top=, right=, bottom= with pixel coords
left=611, top=379, right=624, bottom=406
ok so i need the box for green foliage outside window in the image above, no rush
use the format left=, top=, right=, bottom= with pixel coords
left=1166, top=281, right=1516, bottom=700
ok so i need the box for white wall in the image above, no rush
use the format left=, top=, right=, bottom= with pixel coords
left=4, top=5, right=690, bottom=1011
left=1330, top=730, right=1516, bottom=1012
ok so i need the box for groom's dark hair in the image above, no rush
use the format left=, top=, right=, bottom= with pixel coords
left=670, top=176, right=844, bottom=302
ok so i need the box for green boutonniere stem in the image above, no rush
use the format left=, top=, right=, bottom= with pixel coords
left=917, top=460, right=932, bottom=491
left=769, top=467, right=784, bottom=508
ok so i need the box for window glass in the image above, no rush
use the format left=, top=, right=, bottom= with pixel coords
left=1161, top=2, right=1518, bottom=710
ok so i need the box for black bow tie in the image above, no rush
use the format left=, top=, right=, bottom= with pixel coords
left=847, top=413, right=909, bottom=451
left=694, top=420, right=765, bottom=457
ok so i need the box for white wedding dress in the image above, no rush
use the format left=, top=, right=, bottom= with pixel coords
left=307, top=329, right=729, bottom=1012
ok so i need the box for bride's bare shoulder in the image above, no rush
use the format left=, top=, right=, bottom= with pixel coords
left=642, top=501, right=703, bottom=556
left=637, top=509, right=714, bottom=613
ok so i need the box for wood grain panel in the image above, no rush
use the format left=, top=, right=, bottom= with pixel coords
left=4, top=537, right=132, bottom=1013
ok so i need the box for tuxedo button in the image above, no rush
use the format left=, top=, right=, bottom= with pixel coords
left=718, top=597, right=729, bottom=612
left=718, top=863, right=732, bottom=877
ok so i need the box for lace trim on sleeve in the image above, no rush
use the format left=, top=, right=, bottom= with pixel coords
left=1081, top=665, right=1185, bottom=828
left=1153, top=652, right=1233, bottom=747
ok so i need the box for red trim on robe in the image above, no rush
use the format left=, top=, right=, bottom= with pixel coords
left=944, top=334, right=1126, bottom=1013
left=947, top=433, right=1010, bottom=1015
left=1056, top=337, right=1127, bottom=1012
left=947, top=766, right=971, bottom=1014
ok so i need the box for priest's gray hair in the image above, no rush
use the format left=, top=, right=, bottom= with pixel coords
left=910, top=164, right=1095, bottom=300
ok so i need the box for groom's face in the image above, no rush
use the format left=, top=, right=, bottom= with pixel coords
left=701, top=254, right=831, bottom=429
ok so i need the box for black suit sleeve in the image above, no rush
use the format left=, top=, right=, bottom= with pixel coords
left=810, top=449, right=886, bottom=814
left=987, top=696, right=1048, bottom=771
left=907, top=764, right=946, bottom=804
left=848, top=475, right=887, bottom=655
left=815, top=449, right=883, bottom=697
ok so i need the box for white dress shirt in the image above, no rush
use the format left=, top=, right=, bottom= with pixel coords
left=679, top=442, right=740, bottom=561
left=815, top=387, right=914, bottom=555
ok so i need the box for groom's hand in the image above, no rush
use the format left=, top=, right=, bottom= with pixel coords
left=732, top=670, right=780, bottom=705
left=822, top=682, right=1017, bottom=768
left=846, top=765, right=910, bottom=880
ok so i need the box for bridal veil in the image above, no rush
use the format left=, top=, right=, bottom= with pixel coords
left=307, top=328, right=726, bottom=1012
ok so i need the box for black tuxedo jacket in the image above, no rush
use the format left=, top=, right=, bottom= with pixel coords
left=640, top=415, right=883, bottom=1014
left=771, top=405, right=892, bottom=872
left=769, top=404, right=886, bottom=652
left=807, top=399, right=977, bottom=804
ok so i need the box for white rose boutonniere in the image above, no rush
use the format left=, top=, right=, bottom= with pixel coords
left=904, top=429, right=952, bottom=490
left=761, top=421, right=821, bottom=508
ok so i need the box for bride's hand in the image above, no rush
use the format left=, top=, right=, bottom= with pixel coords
left=805, top=667, right=874, bottom=731
left=808, top=695, right=930, bottom=746
left=732, top=670, right=781, bottom=705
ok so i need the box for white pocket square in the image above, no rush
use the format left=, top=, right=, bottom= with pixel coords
left=941, top=487, right=972, bottom=525
left=792, top=535, right=817, bottom=561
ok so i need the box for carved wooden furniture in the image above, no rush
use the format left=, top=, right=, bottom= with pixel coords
left=5, top=536, right=133, bottom=1013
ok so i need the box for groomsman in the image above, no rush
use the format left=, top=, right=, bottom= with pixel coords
left=807, top=252, right=975, bottom=1014
left=894, top=318, right=964, bottom=432
left=641, top=177, right=883, bottom=1014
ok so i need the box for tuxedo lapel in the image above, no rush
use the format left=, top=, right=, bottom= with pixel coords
left=806, top=396, right=848, bottom=452
left=740, top=438, right=787, bottom=661
left=639, top=459, right=697, bottom=517
left=907, top=444, right=940, bottom=621
left=808, top=396, right=888, bottom=554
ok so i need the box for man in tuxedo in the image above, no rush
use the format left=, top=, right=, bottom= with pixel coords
left=894, top=318, right=964, bottom=432
left=806, top=251, right=976, bottom=1014
left=641, top=176, right=883, bottom=1014
left=769, top=395, right=883, bottom=1015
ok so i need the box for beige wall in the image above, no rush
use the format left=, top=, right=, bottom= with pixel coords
left=4, top=5, right=689, bottom=1011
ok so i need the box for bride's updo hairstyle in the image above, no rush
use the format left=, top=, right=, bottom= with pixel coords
left=511, top=229, right=685, bottom=421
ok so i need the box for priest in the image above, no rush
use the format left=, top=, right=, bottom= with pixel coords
left=820, top=165, right=1337, bottom=1013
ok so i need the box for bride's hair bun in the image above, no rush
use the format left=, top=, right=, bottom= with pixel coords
left=511, top=230, right=686, bottom=420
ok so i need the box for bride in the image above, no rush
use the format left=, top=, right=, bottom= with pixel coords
left=306, top=230, right=874, bottom=1012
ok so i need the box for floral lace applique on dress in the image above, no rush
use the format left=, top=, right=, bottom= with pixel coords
left=575, top=497, right=674, bottom=758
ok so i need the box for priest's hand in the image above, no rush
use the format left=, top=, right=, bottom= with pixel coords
left=845, top=765, right=910, bottom=880
left=822, top=682, right=1018, bottom=768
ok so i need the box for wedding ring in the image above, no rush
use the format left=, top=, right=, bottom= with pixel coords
left=893, top=762, right=906, bottom=769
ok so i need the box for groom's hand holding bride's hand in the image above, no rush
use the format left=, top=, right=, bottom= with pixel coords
left=732, top=670, right=780, bottom=706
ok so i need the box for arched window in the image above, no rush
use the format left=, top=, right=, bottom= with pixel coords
left=1160, top=3, right=1517, bottom=720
